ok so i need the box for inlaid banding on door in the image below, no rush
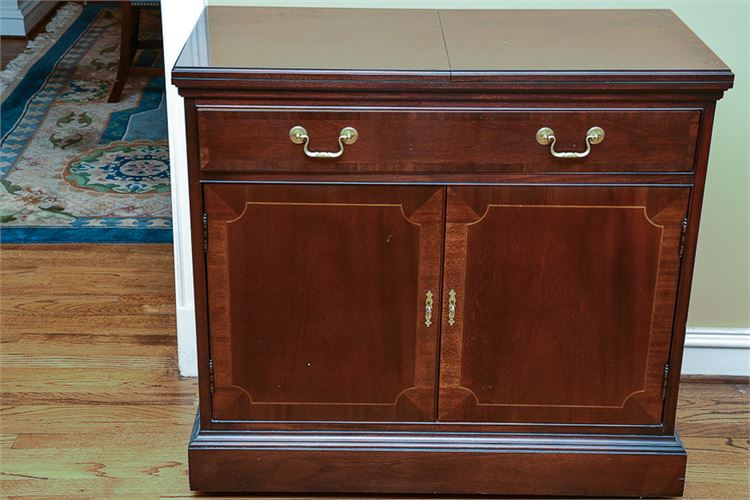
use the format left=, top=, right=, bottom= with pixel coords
left=453, top=205, right=662, bottom=408
left=204, top=184, right=445, bottom=422
left=438, top=187, right=688, bottom=425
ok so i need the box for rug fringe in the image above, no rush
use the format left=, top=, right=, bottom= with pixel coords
left=1, top=2, right=83, bottom=99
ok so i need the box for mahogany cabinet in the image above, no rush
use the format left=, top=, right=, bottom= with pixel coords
left=173, top=7, right=733, bottom=497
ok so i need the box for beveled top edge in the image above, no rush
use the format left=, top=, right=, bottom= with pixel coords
left=172, top=6, right=733, bottom=92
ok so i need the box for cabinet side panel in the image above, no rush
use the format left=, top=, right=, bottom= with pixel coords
left=663, top=102, right=717, bottom=432
left=184, top=100, right=213, bottom=427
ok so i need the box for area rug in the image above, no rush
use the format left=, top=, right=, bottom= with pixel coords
left=0, top=3, right=172, bottom=243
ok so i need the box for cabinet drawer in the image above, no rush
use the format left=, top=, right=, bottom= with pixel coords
left=197, top=107, right=700, bottom=174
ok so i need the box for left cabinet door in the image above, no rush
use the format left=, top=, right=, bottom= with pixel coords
left=203, top=184, right=445, bottom=422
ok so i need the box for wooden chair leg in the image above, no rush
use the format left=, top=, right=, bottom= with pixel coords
left=108, top=4, right=138, bottom=103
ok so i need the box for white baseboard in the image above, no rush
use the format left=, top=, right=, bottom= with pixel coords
left=176, top=305, right=198, bottom=377
left=0, top=0, right=25, bottom=36
left=0, top=17, right=25, bottom=36
left=162, top=0, right=206, bottom=379
left=682, top=327, right=750, bottom=376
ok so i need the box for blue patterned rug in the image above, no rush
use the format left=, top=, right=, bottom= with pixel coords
left=0, top=3, right=172, bottom=243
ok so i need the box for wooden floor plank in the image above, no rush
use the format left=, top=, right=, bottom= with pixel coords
left=2, top=295, right=175, bottom=315
left=0, top=243, right=747, bottom=498
left=4, top=334, right=177, bottom=358
left=674, top=383, right=750, bottom=439
left=0, top=405, right=196, bottom=433
left=1, top=37, right=27, bottom=70
left=0, top=353, right=178, bottom=370
left=1, top=434, right=17, bottom=449
left=11, top=430, right=191, bottom=450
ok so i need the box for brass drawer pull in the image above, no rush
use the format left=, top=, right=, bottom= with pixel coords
left=289, top=125, right=358, bottom=159
left=448, top=289, right=457, bottom=327
left=536, top=126, right=605, bottom=159
left=424, top=290, right=434, bottom=327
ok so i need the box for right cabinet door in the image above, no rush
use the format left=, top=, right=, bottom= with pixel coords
left=438, top=186, right=689, bottom=425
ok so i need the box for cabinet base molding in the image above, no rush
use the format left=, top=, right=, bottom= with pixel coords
left=188, top=413, right=687, bottom=497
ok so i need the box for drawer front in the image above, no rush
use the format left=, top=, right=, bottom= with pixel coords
left=197, top=107, right=700, bottom=174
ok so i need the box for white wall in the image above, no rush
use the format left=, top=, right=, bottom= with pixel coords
left=161, top=0, right=207, bottom=377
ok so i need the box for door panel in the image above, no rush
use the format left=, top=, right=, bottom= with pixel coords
left=204, top=184, right=444, bottom=422
left=438, top=186, right=689, bottom=425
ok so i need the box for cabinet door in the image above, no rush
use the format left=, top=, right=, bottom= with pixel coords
left=438, top=186, right=689, bottom=425
left=204, top=184, right=444, bottom=422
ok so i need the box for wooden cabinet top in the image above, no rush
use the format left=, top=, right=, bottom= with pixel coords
left=172, top=7, right=732, bottom=93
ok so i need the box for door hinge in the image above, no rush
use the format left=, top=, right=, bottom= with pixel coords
left=679, top=217, right=688, bottom=258
left=208, top=358, right=215, bottom=396
left=202, top=211, right=208, bottom=253
left=661, top=363, right=670, bottom=399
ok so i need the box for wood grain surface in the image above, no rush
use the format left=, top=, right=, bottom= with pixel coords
left=201, top=7, right=449, bottom=72
left=439, top=186, right=688, bottom=425
left=172, top=7, right=733, bottom=94
left=203, top=184, right=444, bottom=422
left=0, top=244, right=747, bottom=498
left=196, top=107, right=701, bottom=174
left=1, top=38, right=26, bottom=70
left=440, top=10, right=729, bottom=72
left=175, top=8, right=729, bottom=73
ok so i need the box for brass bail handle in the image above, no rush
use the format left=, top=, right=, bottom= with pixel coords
left=536, top=126, right=605, bottom=159
left=289, top=125, right=358, bottom=159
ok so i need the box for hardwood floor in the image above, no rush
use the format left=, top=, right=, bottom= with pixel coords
left=1, top=244, right=748, bottom=499
left=1, top=38, right=27, bottom=70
